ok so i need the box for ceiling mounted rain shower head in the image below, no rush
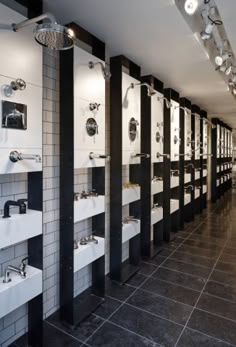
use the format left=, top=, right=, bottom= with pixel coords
left=11, top=12, right=74, bottom=50
left=88, top=61, right=111, bottom=80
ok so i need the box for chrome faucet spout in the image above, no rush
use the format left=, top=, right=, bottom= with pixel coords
left=9, top=151, right=41, bottom=163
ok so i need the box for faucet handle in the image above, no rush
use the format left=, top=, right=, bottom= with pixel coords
left=20, top=257, right=29, bottom=272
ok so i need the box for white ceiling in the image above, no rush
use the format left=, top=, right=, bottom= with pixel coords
left=44, top=0, right=236, bottom=128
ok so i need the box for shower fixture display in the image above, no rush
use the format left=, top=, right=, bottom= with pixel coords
left=156, top=122, right=163, bottom=128
left=10, top=12, right=74, bottom=50
left=186, top=137, right=191, bottom=147
left=86, top=118, right=98, bottom=136
left=89, top=103, right=101, bottom=112
left=122, top=216, right=139, bottom=224
left=157, top=96, right=172, bottom=109
left=170, top=169, right=180, bottom=176
left=79, top=235, right=98, bottom=245
left=152, top=176, right=163, bottom=182
left=184, top=185, right=194, bottom=192
left=131, top=152, right=150, bottom=159
left=2, top=78, right=26, bottom=97
left=155, top=131, right=161, bottom=143
left=3, top=257, right=28, bottom=283
left=2, top=199, right=28, bottom=218
left=123, top=182, right=140, bottom=189
left=74, top=190, right=98, bottom=200
left=89, top=152, right=110, bottom=160
left=130, top=82, right=156, bottom=97
left=88, top=61, right=111, bottom=80
left=156, top=152, right=170, bottom=159
left=173, top=135, right=179, bottom=145
left=2, top=101, right=27, bottom=130
left=129, top=117, right=139, bottom=142
left=9, top=151, right=41, bottom=163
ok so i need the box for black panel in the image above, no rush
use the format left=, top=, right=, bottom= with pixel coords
left=211, top=118, right=217, bottom=203
left=110, top=55, right=141, bottom=282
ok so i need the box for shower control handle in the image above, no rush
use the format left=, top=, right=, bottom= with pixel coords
left=89, top=152, right=111, bottom=160
left=131, top=153, right=150, bottom=159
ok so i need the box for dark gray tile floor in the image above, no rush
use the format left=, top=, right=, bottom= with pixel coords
left=12, top=191, right=236, bottom=346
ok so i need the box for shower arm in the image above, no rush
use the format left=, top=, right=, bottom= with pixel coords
left=89, top=152, right=110, bottom=160
left=12, top=13, right=56, bottom=32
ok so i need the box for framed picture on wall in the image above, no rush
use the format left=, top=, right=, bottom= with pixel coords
left=2, top=100, right=27, bottom=130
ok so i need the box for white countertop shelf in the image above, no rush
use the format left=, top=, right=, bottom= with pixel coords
left=170, top=199, right=179, bottom=214
left=0, top=266, right=42, bottom=319
left=184, top=173, right=191, bottom=183
left=0, top=210, right=42, bottom=250
left=74, top=196, right=105, bottom=223
left=74, top=236, right=105, bottom=272
left=122, top=219, right=140, bottom=243
left=195, top=171, right=201, bottom=180
left=184, top=194, right=191, bottom=206
left=171, top=176, right=179, bottom=188
left=195, top=189, right=200, bottom=199
left=151, top=207, right=163, bottom=225
left=151, top=181, right=163, bottom=195
left=122, top=186, right=140, bottom=206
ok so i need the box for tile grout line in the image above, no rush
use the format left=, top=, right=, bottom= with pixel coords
left=173, top=220, right=231, bottom=346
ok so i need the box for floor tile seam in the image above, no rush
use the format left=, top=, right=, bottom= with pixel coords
left=173, top=229, right=229, bottom=346
left=184, top=236, right=226, bottom=246
left=195, top=306, right=236, bottom=325
left=129, top=276, right=202, bottom=294
left=45, top=320, right=85, bottom=344
left=127, top=286, right=195, bottom=309
left=213, top=267, right=236, bottom=276
left=177, top=242, right=222, bottom=254
left=90, top=319, right=164, bottom=347
left=109, top=301, right=185, bottom=328
left=159, top=265, right=210, bottom=280
left=168, top=255, right=214, bottom=270
left=171, top=248, right=219, bottom=261
left=185, top=327, right=236, bottom=347
left=202, top=291, right=236, bottom=305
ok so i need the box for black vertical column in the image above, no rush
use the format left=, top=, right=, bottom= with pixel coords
left=141, top=75, right=164, bottom=258
left=163, top=89, right=171, bottom=242
left=110, top=55, right=141, bottom=282
left=211, top=118, right=217, bottom=203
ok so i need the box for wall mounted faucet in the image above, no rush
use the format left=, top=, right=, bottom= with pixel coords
left=152, top=176, right=163, bottom=182
left=9, top=151, right=41, bottom=163
left=170, top=170, right=180, bottom=176
left=89, top=152, right=111, bottom=160
left=184, top=185, right=194, bottom=192
left=3, top=257, right=28, bottom=283
left=175, top=153, right=191, bottom=158
left=3, top=199, right=28, bottom=218
left=156, top=152, right=170, bottom=159
left=185, top=163, right=194, bottom=169
left=131, top=153, right=150, bottom=159
left=123, top=216, right=139, bottom=224
left=156, top=122, right=164, bottom=128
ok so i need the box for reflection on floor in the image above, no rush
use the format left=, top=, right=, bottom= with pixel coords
left=11, top=191, right=236, bottom=346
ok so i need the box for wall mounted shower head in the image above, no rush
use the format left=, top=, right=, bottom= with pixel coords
left=88, top=61, right=111, bottom=80
left=130, top=82, right=156, bottom=97
left=11, top=12, right=74, bottom=50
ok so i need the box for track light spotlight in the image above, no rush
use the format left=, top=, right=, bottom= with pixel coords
left=232, top=88, right=236, bottom=96
left=225, top=64, right=232, bottom=76
left=184, top=0, right=199, bottom=15
left=200, top=22, right=214, bottom=40
left=215, top=52, right=231, bottom=66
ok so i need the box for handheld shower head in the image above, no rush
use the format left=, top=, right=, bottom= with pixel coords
left=11, top=12, right=74, bottom=50
left=88, top=61, right=111, bottom=80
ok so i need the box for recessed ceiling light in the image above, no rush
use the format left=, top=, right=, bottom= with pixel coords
left=184, top=0, right=199, bottom=15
